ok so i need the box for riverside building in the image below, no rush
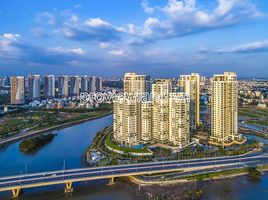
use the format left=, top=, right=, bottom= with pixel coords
left=113, top=73, right=190, bottom=149
left=209, top=72, right=245, bottom=146
left=179, top=73, right=200, bottom=129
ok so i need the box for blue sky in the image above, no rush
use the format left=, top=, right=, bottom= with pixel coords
left=0, top=0, right=268, bottom=78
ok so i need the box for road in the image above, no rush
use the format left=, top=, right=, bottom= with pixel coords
left=1, top=153, right=268, bottom=194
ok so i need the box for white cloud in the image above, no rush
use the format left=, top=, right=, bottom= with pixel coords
left=36, top=11, right=57, bottom=25
left=99, top=42, right=111, bottom=49
left=49, top=46, right=85, bottom=55
left=70, top=48, right=85, bottom=55
left=62, top=17, right=122, bottom=42
left=127, top=17, right=166, bottom=37
left=38, top=11, right=125, bottom=42
left=84, top=18, right=110, bottom=27
left=108, top=49, right=124, bottom=56
left=215, top=39, right=268, bottom=53
left=32, top=0, right=263, bottom=49
left=133, top=0, right=263, bottom=42
left=141, top=0, right=154, bottom=14
left=0, top=33, right=94, bottom=66
left=0, top=33, right=22, bottom=58
left=30, top=28, right=48, bottom=38
left=161, top=0, right=196, bottom=19
left=70, top=14, right=79, bottom=23
left=3, top=33, right=21, bottom=41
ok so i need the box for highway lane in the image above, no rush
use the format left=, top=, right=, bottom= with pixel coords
left=0, top=163, right=182, bottom=186
left=0, top=164, right=182, bottom=188
left=1, top=154, right=268, bottom=191
left=0, top=153, right=267, bottom=183
left=1, top=152, right=266, bottom=183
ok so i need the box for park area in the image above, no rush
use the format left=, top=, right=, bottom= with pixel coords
left=105, top=133, right=152, bottom=154
left=239, top=106, right=268, bottom=127
left=0, top=104, right=112, bottom=138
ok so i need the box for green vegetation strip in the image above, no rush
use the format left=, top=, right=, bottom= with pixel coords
left=183, top=168, right=247, bottom=181
left=0, top=105, right=112, bottom=137
left=247, top=120, right=268, bottom=127
left=239, top=107, right=268, bottom=119
left=239, top=111, right=262, bottom=119
left=173, top=165, right=268, bottom=181
left=19, top=133, right=56, bottom=153
left=105, top=134, right=151, bottom=153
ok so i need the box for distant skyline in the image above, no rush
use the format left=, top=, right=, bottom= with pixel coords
left=0, top=0, right=268, bottom=77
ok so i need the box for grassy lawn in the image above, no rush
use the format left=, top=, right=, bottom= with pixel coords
left=239, top=107, right=268, bottom=117
left=247, top=120, right=268, bottom=127
left=105, top=134, right=151, bottom=154
left=239, top=111, right=262, bottom=119
left=187, top=168, right=247, bottom=181
left=239, top=106, right=268, bottom=127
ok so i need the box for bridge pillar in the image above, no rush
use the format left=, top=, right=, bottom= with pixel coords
left=12, top=188, right=21, bottom=199
left=64, top=182, right=73, bottom=193
left=108, top=177, right=115, bottom=185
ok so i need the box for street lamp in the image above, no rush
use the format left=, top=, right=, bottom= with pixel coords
left=20, top=170, right=22, bottom=187
left=63, top=158, right=66, bottom=171
left=25, top=161, right=28, bottom=174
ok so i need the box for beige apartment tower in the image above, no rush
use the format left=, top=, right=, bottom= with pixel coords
left=209, top=72, right=244, bottom=146
left=10, top=76, right=25, bottom=105
left=140, top=101, right=153, bottom=143
left=113, top=73, right=191, bottom=149
left=152, top=79, right=172, bottom=143
left=169, top=93, right=190, bottom=147
left=124, top=72, right=151, bottom=93
left=113, top=97, right=141, bottom=147
left=113, top=72, right=151, bottom=147
left=179, top=73, right=200, bottom=128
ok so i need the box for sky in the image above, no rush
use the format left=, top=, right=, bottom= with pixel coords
left=0, top=0, right=268, bottom=78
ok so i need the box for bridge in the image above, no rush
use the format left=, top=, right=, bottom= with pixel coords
left=0, top=154, right=268, bottom=198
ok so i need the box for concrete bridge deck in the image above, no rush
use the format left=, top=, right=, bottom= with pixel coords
left=1, top=154, right=268, bottom=198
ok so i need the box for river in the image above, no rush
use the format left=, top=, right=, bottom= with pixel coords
left=1, top=114, right=268, bottom=199
left=0, top=114, right=113, bottom=176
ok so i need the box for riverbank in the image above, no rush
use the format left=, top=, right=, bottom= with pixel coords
left=0, top=111, right=112, bottom=146
left=128, top=164, right=268, bottom=186
left=241, top=128, right=268, bottom=140
left=130, top=171, right=268, bottom=200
